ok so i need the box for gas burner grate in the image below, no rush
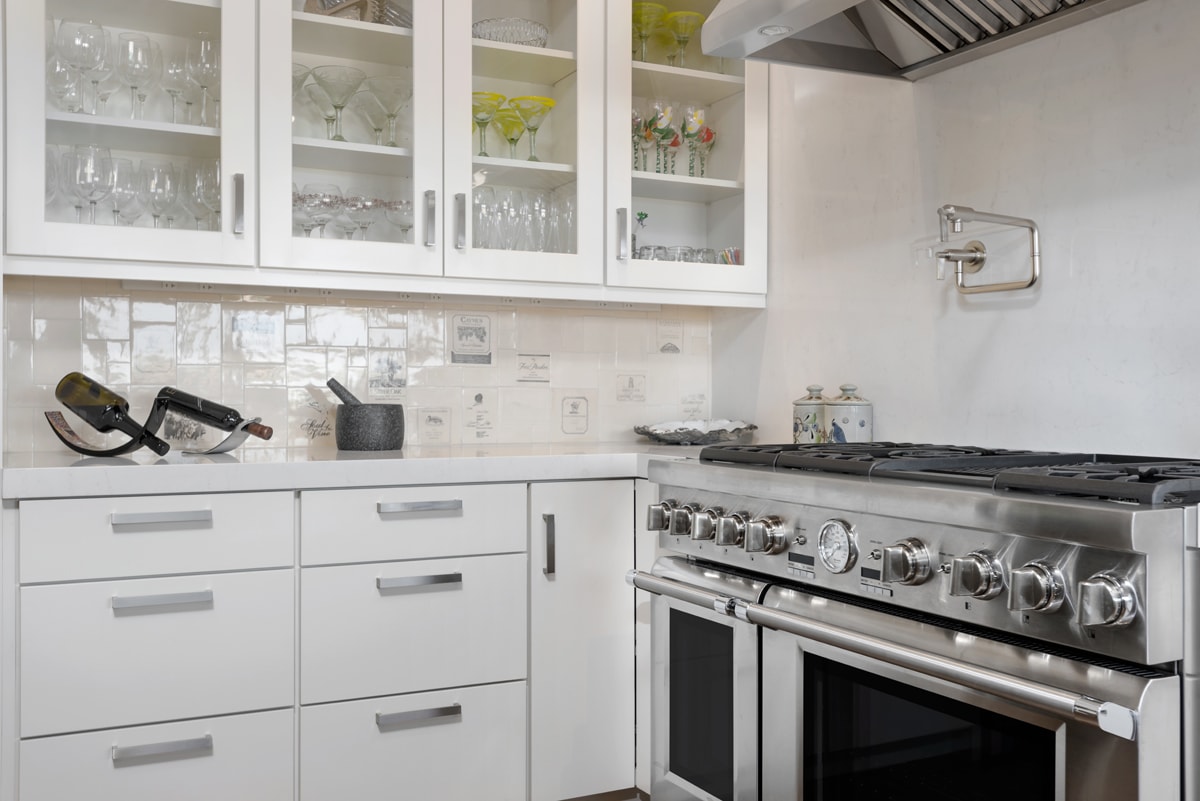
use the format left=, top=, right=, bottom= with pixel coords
left=996, top=461, right=1200, bottom=504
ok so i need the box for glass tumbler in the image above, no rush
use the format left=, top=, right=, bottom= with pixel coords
left=666, top=245, right=695, bottom=262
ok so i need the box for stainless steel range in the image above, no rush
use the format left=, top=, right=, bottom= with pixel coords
left=628, top=443, right=1198, bottom=801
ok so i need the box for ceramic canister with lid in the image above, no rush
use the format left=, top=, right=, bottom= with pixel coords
left=825, top=384, right=873, bottom=443
left=792, top=385, right=828, bottom=444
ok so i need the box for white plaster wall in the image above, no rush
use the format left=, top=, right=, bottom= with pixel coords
left=718, top=0, right=1200, bottom=455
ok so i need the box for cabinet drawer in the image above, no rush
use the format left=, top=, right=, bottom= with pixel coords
left=300, top=553, right=526, bottom=704
left=300, top=483, right=525, bottom=565
left=21, top=569, right=295, bottom=737
left=20, top=708, right=294, bottom=801
left=300, top=682, right=525, bottom=801
left=19, top=491, right=294, bottom=582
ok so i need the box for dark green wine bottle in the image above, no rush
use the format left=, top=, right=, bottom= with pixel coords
left=54, top=372, right=170, bottom=456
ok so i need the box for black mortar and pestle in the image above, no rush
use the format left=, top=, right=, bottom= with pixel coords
left=326, top=378, right=405, bottom=451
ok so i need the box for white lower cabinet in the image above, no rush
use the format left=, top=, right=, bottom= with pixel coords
left=530, top=479, right=636, bottom=801
left=19, top=709, right=294, bottom=801
left=300, top=682, right=527, bottom=801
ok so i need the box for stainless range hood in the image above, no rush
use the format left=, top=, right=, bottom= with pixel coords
left=701, top=0, right=1151, bottom=80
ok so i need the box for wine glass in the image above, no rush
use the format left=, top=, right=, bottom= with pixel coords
left=384, top=199, right=414, bottom=242
left=162, top=52, right=197, bottom=124
left=186, top=32, right=220, bottom=126
left=648, top=97, right=677, bottom=173
left=664, top=11, right=706, bottom=69
left=681, top=103, right=708, bottom=176
left=507, top=96, right=555, bottom=162
left=292, top=183, right=316, bottom=237
left=133, top=41, right=163, bottom=121
left=471, top=91, right=506, bottom=157
left=631, top=3, right=667, bottom=63
left=45, top=146, right=59, bottom=206
left=489, top=108, right=526, bottom=159
left=115, top=32, right=154, bottom=120
left=311, top=65, right=366, bottom=142
left=694, top=124, right=716, bottom=177
left=184, top=159, right=220, bottom=230
left=108, top=158, right=144, bottom=225
left=343, top=189, right=380, bottom=239
left=140, top=160, right=178, bottom=228
left=303, top=84, right=337, bottom=139
left=55, top=19, right=106, bottom=111
left=631, top=105, right=644, bottom=170
left=63, top=144, right=112, bottom=224
left=46, top=56, right=88, bottom=113
left=364, top=76, right=413, bottom=147
left=349, top=91, right=388, bottom=146
left=300, top=183, right=342, bottom=238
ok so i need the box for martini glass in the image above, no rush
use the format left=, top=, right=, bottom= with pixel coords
left=303, top=83, right=337, bottom=139
left=349, top=91, right=388, bottom=145
left=507, top=96, right=555, bottom=162
left=292, top=63, right=311, bottom=98
left=631, top=3, right=667, bottom=63
left=364, top=76, right=413, bottom=147
left=489, top=108, right=526, bottom=158
left=311, top=65, right=365, bottom=142
left=664, top=11, right=705, bottom=69
left=471, top=92, right=506, bottom=157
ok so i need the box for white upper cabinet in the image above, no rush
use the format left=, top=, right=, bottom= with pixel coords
left=7, top=0, right=257, bottom=267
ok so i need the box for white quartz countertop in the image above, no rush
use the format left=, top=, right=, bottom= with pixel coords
left=2, top=442, right=702, bottom=499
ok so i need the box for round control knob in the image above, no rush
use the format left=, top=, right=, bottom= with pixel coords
left=670, top=503, right=701, bottom=537
left=1009, top=560, right=1066, bottom=613
left=949, top=550, right=1005, bottom=600
left=691, top=507, right=723, bottom=541
left=715, top=512, right=748, bottom=547
left=745, top=515, right=789, bottom=555
left=646, top=499, right=678, bottom=532
left=816, top=519, right=858, bottom=574
left=1078, top=573, right=1138, bottom=627
left=881, top=538, right=931, bottom=585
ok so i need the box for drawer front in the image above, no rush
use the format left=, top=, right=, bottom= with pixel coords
left=301, top=554, right=526, bottom=704
left=21, top=569, right=295, bottom=737
left=300, top=483, right=525, bottom=565
left=20, top=491, right=294, bottom=582
left=300, top=682, right=525, bottom=801
left=20, top=708, right=294, bottom=801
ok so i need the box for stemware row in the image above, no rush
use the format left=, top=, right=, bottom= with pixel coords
left=294, top=65, right=413, bottom=147
left=631, top=4, right=706, bottom=67
left=291, top=183, right=415, bottom=242
left=473, top=185, right=575, bottom=254
left=471, top=93, right=556, bottom=161
left=632, top=98, right=717, bottom=177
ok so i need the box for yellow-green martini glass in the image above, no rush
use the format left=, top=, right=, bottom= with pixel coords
left=490, top=108, right=527, bottom=159
left=632, top=2, right=668, bottom=62
left=507, top=96, right=556, bottom=162
left=664, top=11, right=706, bottom=69
left=471, top=91, right=506, bottom=157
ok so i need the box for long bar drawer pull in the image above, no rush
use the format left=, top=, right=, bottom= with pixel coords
left=112, top=590, right=214, bottom=612
left=112, top=734, right=213, bottom=764
left=110, top=509, right=213, bottom=527
left=376, top=704, right=462, bottom=730
left=376, top=499, right=463, bottom=515
left=377, top=573, right=463, bottom=592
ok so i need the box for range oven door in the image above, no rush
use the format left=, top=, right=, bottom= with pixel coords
left=758, top=584, right=1181, bottom=801
left=640, top=557, right=766, bottom=801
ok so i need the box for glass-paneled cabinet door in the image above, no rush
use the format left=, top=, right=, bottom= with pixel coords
left=604, top=0, right=767, bottom=299
left=258, top=0, right=443, bottom=278
left=442, top=0, right=603, bottom=285
left=6, top=0, right=257, bottom=267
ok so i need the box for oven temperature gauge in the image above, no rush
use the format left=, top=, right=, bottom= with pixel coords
left=817, top=519, right=859, bottom=573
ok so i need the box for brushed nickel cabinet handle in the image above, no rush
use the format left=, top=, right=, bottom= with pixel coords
left=454, top=192, right=467, bottom=250
left=376, top=499, right=463, bottom=515
left=110, top=509, right=213, bottom=527
left=424, top=189, right=437, bottom=246
left=112, top=734, right=213, bottom=763
left=111, top=589, right=214, bottom=612
left=376, top=573, right=462, bottom=591
left=376, top=704, right=461, bottom=730
left=617, top=207, right=629, bottom=261
left=543, top=513, right=556, bottom=576
left=233, top=173, right=245, bottom=234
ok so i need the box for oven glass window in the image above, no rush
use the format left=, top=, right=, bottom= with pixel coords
left=804, top=653, right=1054, bottom=800
left=669, top=608, right=734, bottom=801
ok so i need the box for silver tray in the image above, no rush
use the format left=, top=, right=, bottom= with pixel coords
left=634, top=419, right=756, bottom=446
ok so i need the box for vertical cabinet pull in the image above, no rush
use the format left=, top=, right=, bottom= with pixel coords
left=616, top=207, right=629, bottom=261
left=543, top=513, right=556, bottom=576
left=112, top=734, right=213, bottom=763
left=376, top=704, right=462, bottom=730
left=454, top=192, right=467, bottom=250
left=111, top=589, right=214, bottom=612
left=424, top=189, right=437, bottom=246
left=232, top=173, right=245, bottom=234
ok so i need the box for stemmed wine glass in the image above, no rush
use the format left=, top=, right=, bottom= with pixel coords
left=55, top=19, right=107, bottom=113
left=300, top=183, right=342, bottom=238
left=162, top=52, right=197, bottom=124
left=343, top=189, right=380, bottom=239
left=471, top=92, right=506, bottom=157
left=631, top=3, right=667, bottom=63
left=364, top=76, right=413, bottom=148
left=664, top=11, right=706, bottom=69
left=311, top=65, right=366, bottom=142
left=184, top=159, right=220, bottom=230
left=349, top=91, right=388, bottom=146
left=140, top=160, right=178, bottom=228
left=115, top=32, right=155, bottom=120
left=507, top=96, right=555, bottom=162
left=63, top=144, right=112, bottom=224
left=292, top=183, right=316, bottom=237
left=45, top=146, right=59, bottom=207
left=108, top=158, right=145, bottom=225
left=385, top=199, right=415, bottom=242
left=489, top=108, right=526, bottom=159
left=186, top=32, right=220, bottom=126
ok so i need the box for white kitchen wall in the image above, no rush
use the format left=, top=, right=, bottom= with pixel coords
left=717, top=0, right=1200, bottom=455
left=3, top=276, right=712, bottom=453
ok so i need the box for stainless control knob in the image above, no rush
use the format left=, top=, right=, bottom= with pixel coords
left=881, top=538, right=932, bottom=585
left=646, top=499, right=678, bottom=532
left=715, top=512, right=748, bottom=547
left=670, top=503, right=701, bottom=537
left=949, top=550, right=1005, bottom=600
left=1009, top=561, right=1066, bottom=613
left=745, top=516, right=789, bottom=555
left=691, top=507, right=723, bottom=541
left=1078, top=573, right=1138, bottom=627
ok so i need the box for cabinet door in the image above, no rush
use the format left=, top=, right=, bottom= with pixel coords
left=7, top=0, right=257, bottom=268
left=604, top=0, right=768, bottom=301
left=442, top=0, right=604, bottom=285
left=529, top=479, right=635, bottom=801
left=258, top=0, right=444, bottom=277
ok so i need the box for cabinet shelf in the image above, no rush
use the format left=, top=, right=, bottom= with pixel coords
left=473, top=41, right=577, bottom=85
left=54, top=0, right=219, bottom=37
left=293, top=137, right=413, bottom=177
left=293, top=11, right=413, bottom=66
left=473, top=157, right=576, bottom=191
left=631, top=171, right=742, bottom=203
left=632, top=63, right=744, bottom=107
left=47, top=111, right=221, bottom=158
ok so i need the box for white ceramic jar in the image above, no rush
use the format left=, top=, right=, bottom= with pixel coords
left=826, top=384, right=873, bottom=443
left=792, top=385, right=828, bottom=444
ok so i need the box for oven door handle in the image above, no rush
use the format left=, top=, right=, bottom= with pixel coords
left=626, top=570, right=1138, bottom=742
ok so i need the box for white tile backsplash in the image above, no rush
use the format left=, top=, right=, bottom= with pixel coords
left=5, top=279, right=712, bottom=450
